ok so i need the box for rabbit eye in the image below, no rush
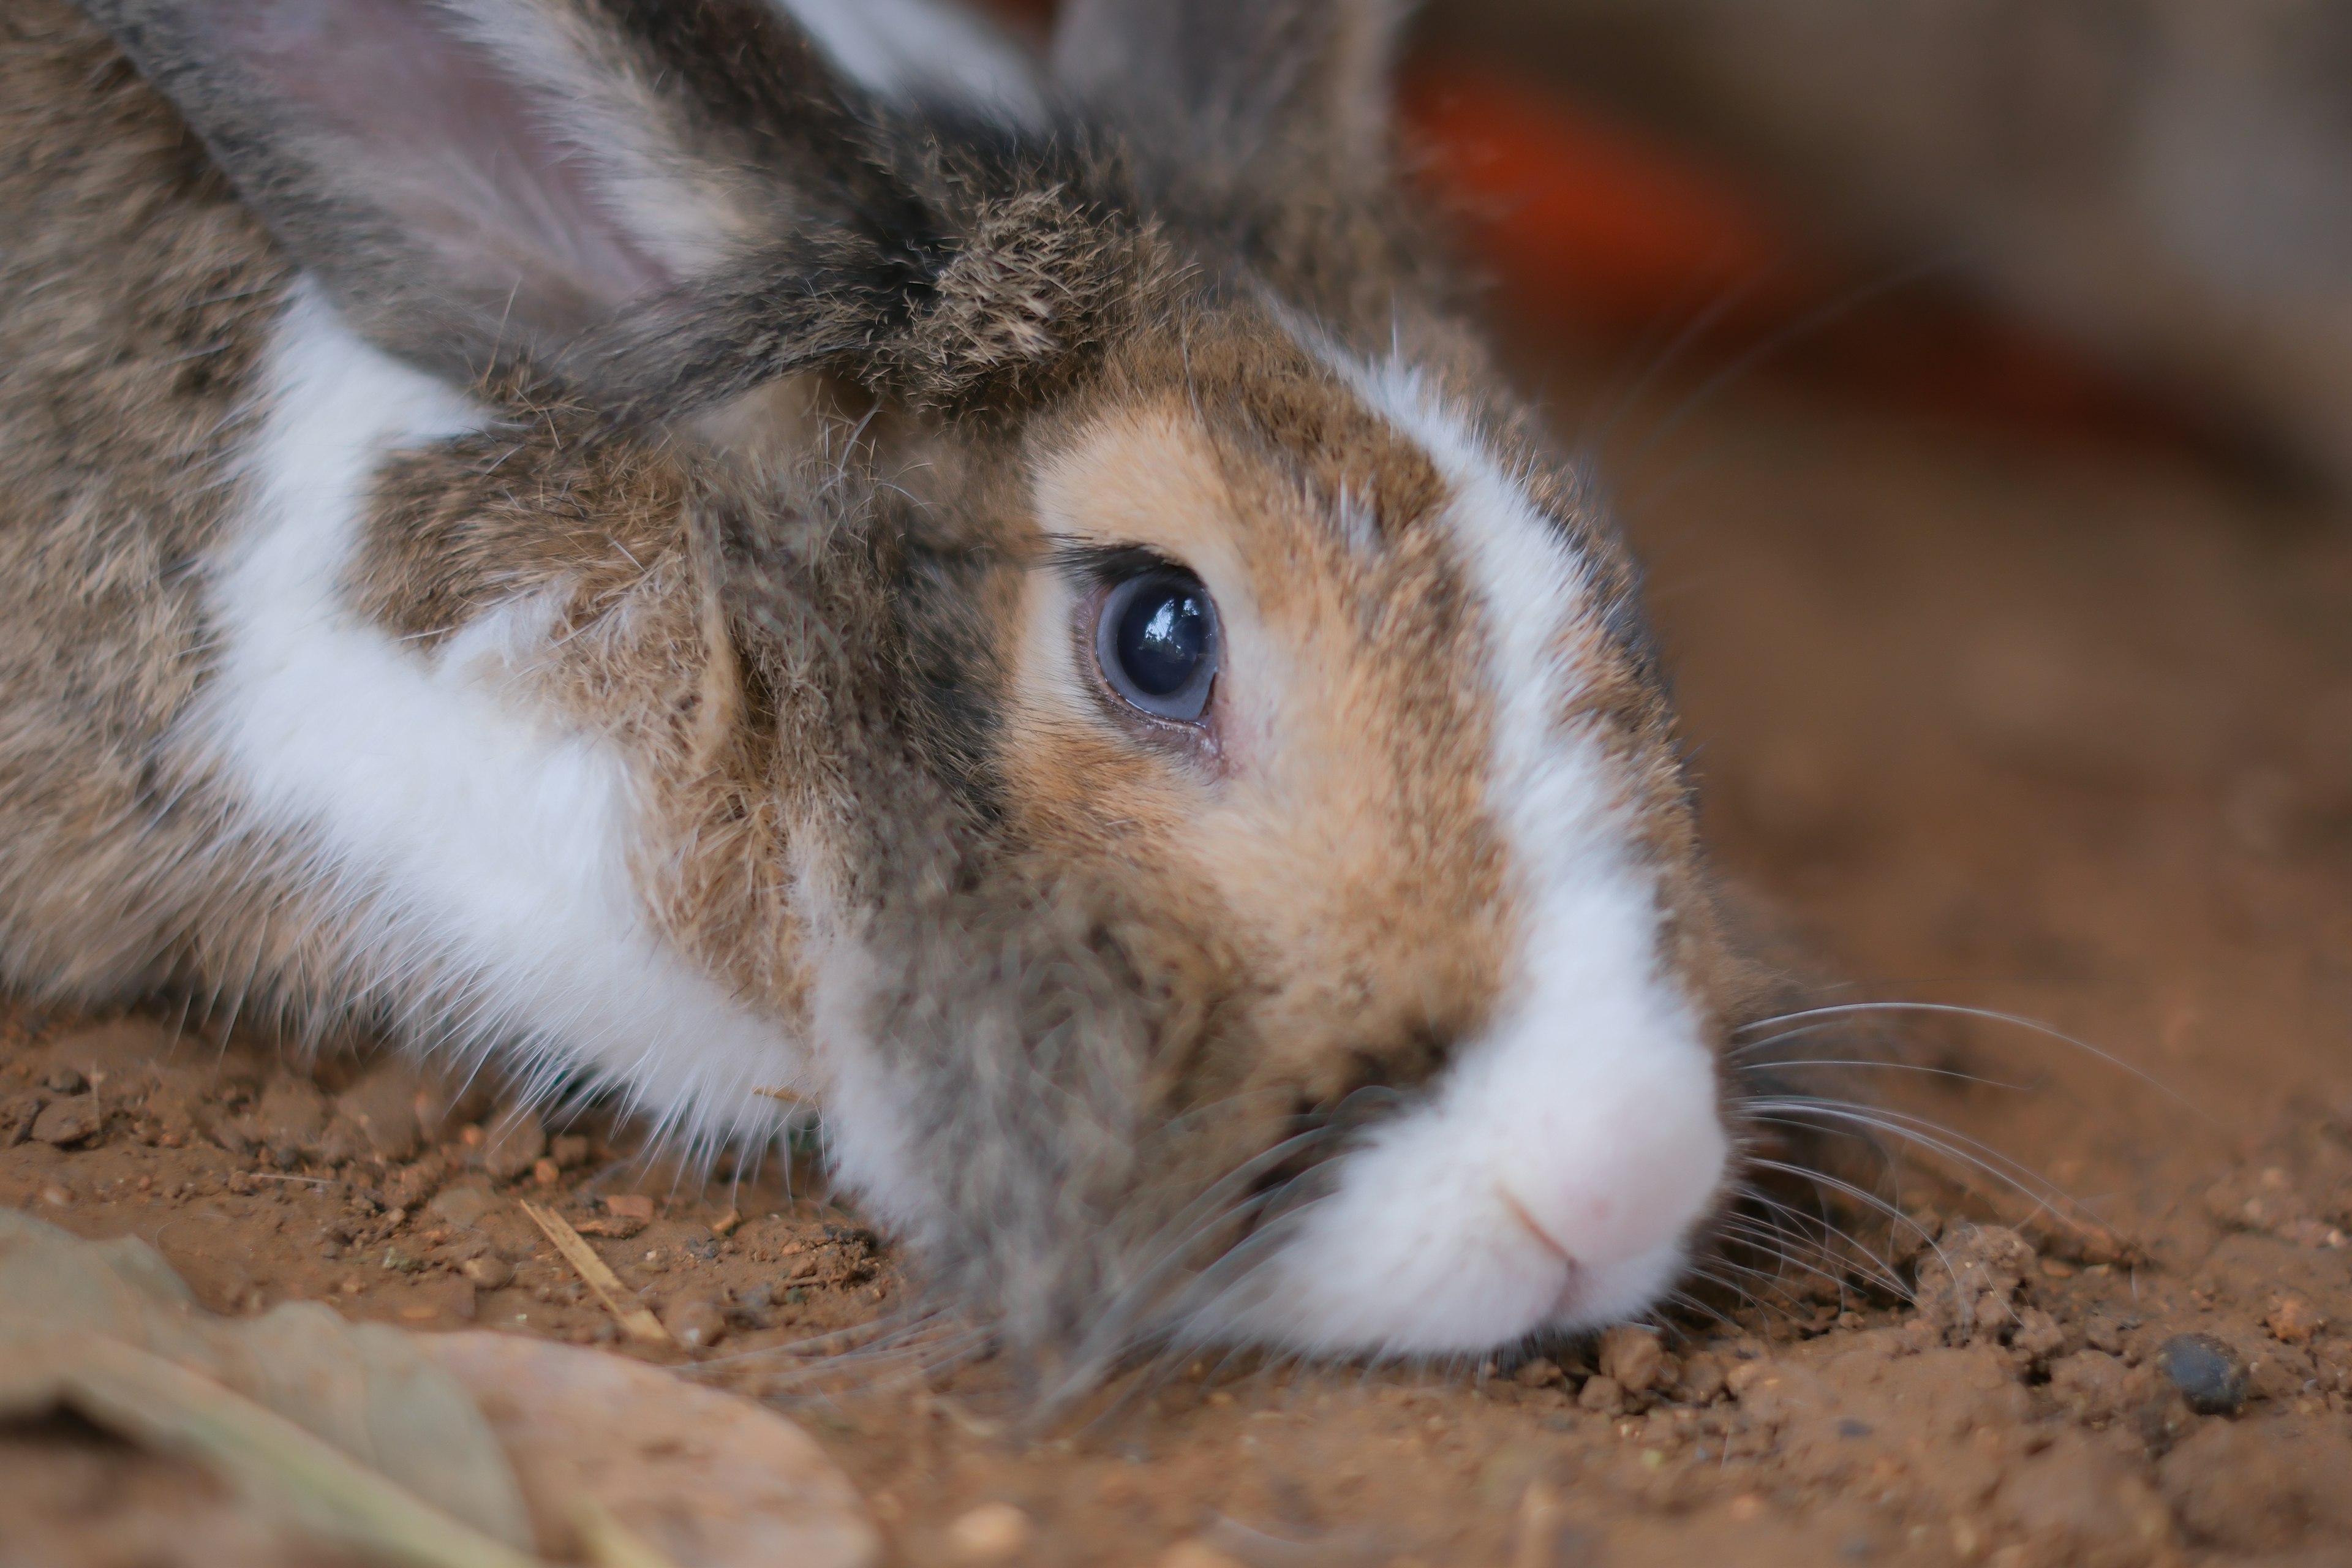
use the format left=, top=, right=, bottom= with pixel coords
left=1095, top=569, right=1219, bottom=722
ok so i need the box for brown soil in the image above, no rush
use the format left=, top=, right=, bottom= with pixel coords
left=4, top=362, right=2350, bottom=1568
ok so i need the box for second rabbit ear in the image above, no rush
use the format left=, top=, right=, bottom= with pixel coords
left=1052, top=0, right=1408, bottom=181
left=83, top=0, right=921, bottom=387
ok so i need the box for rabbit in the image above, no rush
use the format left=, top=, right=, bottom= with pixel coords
left=0, top=0, right=1761, bottom=1386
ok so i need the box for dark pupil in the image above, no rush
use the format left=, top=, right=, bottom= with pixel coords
left=1115, top=583, right=1208, bottom=698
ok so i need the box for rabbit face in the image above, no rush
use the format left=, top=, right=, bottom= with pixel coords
left=809, top=309, right=1735, bottom=1359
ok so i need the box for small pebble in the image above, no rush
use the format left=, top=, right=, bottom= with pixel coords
left=945, top=1502, right=1032, bottom=1564
left=2157, top=1333, right=2248, bottom=1415
left=1599, top=1326, right=1664, bottom=1393
left=605, top=1194, right=656, bottom=1221
left=665, top=1294, right=728, bottom=1348
left=43, top=1066, right=86, bottom=1095
left=460, top=1254, right=516, bottom=1290
left=480, top=1107, right=546, bottom=1181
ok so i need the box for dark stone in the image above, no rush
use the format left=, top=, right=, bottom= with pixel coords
left=2157, top=1333, right=2248, bottom=1415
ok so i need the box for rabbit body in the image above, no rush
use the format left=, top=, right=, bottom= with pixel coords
left=0, top=0, right=1744, bottom=1375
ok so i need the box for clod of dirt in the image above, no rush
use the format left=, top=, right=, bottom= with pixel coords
left=2156, top=1333, right=2248, bottom=1415
left=1916, top=1222, right=2037, bottom=1344
left=2264, top=1293, right=2324, bottom=1343
left=945, top=1502, right=1033, bottom=1564
left=1597, top=1325, right=1664, bottom=1392
left=43, top=1065, right=85, bottom=1094
left=480, top=1110, right=546, bottom=1182
left=2011, top=1305, right=2067, bottom=1362
left=548, top=1134, right=590, bottom=1170
left=2048, top=1350, right=2133, bottom=1425
left=1577, top=1374, right=1624, bottom=1414
left=29, top=1095, right=100, bottom=1145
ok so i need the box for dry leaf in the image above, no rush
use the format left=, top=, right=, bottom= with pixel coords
left=0, top=1207, right=532, bottom=1548
left=0, top=1332, right=538, bottom=1568
left=0, top=1208, right=876, bottom=1568
left=418, top=1332, right=880, bottom=1568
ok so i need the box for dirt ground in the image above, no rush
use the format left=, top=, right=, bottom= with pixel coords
left=3, top=349, right=2350, bottom=1568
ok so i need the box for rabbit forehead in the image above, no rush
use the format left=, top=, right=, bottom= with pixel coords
left=1015, top=347, right=1681, bottom=1078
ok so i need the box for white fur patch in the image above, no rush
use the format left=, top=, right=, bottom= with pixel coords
left=1198, top=352, right=1727, bottom=1355
left=774, top=0, right=1047, bottom=121
left=198, top=283, right=808, bottom=1148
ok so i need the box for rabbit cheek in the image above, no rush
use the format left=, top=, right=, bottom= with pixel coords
left=197, top=286, right=808, bottom=1148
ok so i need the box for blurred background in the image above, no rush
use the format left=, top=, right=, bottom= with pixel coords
left=996, top=0, right=2352, bottom=491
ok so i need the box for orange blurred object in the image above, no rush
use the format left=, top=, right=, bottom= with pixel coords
left=1398, top=61, right=1817, bottom=337
left=1398, top=59, right=2201, bottom=450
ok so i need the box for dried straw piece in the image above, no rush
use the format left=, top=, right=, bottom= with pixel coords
left=519, top=1201, right=671, bottom=1344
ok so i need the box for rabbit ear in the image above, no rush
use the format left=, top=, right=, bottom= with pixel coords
left=82, top=0, right=906, bottom=386
left=1050, top=0, right=1408, bottom=178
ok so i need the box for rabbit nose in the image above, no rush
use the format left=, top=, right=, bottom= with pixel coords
left=1493, top=1078, right=1727, bottom=1275
left=1496, top=1186, right=1575, bottom=1264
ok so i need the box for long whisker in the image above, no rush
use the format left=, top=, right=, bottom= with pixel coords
left=1733, top=1001, right=2203, bottom=1119
left=1733, top=1058, right=2029, bottom=1093
left=1744, top=1098, right=2101, bottom=1240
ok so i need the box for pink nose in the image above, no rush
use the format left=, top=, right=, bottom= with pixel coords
left=1496, top=1087, right=1727, bottom=1272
